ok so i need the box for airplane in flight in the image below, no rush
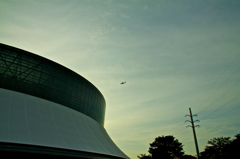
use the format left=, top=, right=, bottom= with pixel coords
left=120, top=81, right=126, bottom=84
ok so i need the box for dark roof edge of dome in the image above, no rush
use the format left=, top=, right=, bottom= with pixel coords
left=0, top=141, right=129, bottom=159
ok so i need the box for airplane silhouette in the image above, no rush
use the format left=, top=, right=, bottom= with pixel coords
left=120, top=81, right=126, bottom=84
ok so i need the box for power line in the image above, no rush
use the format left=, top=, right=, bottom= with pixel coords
left=165, top=54, right=240, bottom=136
left=167, top=80, right=239, bottom=136
left=170, top=80, right=239, bottom=134
left=167, top=121, right=186, bottom=135
left=172, top=126, right=189, bottom=136
left=195, top=66, right=240, bottom=113
left=214, top=105, right=240, bottom=119
left=192, top=53, right=240, bottom=112
left=199, top=93, right=240, bottom=120
left=197, top=79, right=240, bottom=115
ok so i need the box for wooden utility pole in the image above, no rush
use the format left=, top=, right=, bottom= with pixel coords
left=185, top=108, right=200, bottom=159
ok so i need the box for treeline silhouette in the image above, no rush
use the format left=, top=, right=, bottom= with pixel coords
left=137, top=133, right=240, bottom=159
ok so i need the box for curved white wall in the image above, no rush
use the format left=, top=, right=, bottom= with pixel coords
left=0, top=88, right=129, bottom=159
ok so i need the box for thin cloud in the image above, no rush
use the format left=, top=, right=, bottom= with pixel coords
left=0, top=1, right=239, bottom=159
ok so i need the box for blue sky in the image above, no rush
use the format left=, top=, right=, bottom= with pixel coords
left=0, top=0, right=239, bottom=158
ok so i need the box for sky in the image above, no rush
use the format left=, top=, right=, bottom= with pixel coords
left=0, top=0, right=239, bottom=158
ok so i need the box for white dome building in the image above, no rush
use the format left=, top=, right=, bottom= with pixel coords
left=0, top=43, right=129, bottom=159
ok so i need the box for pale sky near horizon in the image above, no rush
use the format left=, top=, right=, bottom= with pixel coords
left=0, top=0, right=239, bottom=158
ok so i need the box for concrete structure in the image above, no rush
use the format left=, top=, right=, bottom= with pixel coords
left=0, top=43, right=129, bottom=159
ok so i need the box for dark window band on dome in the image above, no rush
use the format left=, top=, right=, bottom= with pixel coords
left=0, top=43, right=106, bottom=126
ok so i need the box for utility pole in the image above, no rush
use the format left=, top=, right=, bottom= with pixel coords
left=185, top=108, right=200, bottom=159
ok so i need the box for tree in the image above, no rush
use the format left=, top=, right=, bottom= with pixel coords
left=199, top=136, right=232, bottom=159
left=180, top=154, right=196, bottom=159
left=148, top=135, right=184, bottom=159
left=228, top=133, right=240, bottom=158
left=137, top=154, right=152, bottom=159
